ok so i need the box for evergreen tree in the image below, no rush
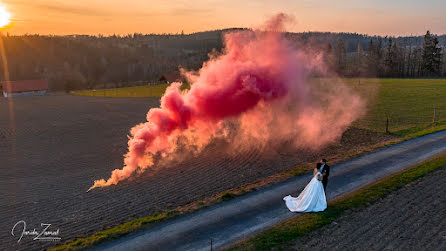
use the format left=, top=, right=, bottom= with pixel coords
left=324, top=43, right=335, bottom=71
left=394, top=42, right=405, bottom=77
left=422, top=30, right=442, bottom=76
left=443, top=48, right=446, bottom=76
left=376, top=37, right=384, bottom=76
left=367, top=39, right=374, bottom=52
left=335, top=39, right=346, bottom=75
left=366, top=39, right=378, bottom=76
left=384, top=37, right=397, bottom=77
left=406, top=46, right=413, bottom=77
left=432, top=37, right=442, bottom=75
left=354, top=42, right=367, bottom=76
left=326, top=43, right=333, bottom=54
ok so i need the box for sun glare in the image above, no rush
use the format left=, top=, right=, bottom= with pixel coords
left=0, top=4, right=11, bottom=28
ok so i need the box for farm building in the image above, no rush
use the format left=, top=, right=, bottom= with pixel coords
left=159, top=72, right=186, bottom=84
left=1, top=80, right=48, bottom=97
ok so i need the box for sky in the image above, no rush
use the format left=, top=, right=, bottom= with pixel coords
left=2, top=0, right=446, bottom=36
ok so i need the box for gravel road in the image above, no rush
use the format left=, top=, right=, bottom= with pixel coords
left=290, top=166, right=446, bottom=251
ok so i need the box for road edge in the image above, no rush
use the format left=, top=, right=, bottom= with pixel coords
left=226, top=153, right=446, bottom=250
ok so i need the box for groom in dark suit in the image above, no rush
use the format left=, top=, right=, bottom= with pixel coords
left=320, top=159, right=330, bottom=193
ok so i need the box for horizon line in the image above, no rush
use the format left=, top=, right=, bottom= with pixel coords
left=2, top=28, right=445, bottom=38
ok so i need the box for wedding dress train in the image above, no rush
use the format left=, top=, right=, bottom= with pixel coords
left=283, top=172, right=327, bottom=212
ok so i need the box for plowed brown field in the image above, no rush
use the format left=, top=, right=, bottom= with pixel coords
left=1, top=95, right=393, bottom=250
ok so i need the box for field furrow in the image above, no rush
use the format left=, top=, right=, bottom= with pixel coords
left=1, top=95, right=394, bottom=250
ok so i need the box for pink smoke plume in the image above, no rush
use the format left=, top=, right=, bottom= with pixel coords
left=88, top=14, right=364, bottom=191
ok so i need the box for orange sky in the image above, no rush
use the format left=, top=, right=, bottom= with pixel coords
left=2, top=0, right=446, bottom=36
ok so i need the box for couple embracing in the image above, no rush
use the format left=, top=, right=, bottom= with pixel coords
left=283, top=159, right=330, bottom=212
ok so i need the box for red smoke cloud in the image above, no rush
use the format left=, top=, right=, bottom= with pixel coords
left=89, top=14, right=364, bottom=190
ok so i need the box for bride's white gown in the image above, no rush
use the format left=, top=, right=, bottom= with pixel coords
left=283, top=172, right=327, bottom=212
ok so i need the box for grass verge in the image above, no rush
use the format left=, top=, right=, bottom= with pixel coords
left=48, top=211, right=177, bottom=251
left=392, top=121, right=446, bottom=139
left=226, top=153, right=446, bottom=251
left=48, top=187, right=251, bottom=251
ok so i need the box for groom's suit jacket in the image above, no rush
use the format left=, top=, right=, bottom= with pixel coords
left=321, top=164, right=330, bottom=183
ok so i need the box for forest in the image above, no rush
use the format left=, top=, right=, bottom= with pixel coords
left=0, top=29, right=444, bottom=91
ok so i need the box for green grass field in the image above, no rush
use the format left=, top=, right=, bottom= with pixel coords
left=345, top=78, right=446, bottom=136
left=71, top=79, right=446, bottom=137
left=71, top=83, right=190, bottom=98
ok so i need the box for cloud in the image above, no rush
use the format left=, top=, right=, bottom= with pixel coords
left=169, top=6, right=214, bottom=17
left=3, top=0, right=157, bottom=17
left=160, top=0, right=215, bottom=17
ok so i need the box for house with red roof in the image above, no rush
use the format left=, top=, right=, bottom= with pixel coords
left=1, top=80, right=48, bottom=98
left=159, top=72, right=187, bottom=84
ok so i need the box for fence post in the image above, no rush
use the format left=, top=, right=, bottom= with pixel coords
left=386, top=117, right=389, bottom=134
left=433, top=107, right=437, bottom=123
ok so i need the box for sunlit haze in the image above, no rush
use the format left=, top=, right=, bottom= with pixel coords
left=2, top=0, right=446, bottom=36
left=0, top=3, right=10, bottom=28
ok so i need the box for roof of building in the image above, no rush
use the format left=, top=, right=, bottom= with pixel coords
left=1, top=80, right=48, bottom=93
left=159, top=72, right=186, bottom=83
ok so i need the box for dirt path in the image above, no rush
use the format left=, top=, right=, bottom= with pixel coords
left=289, top=166, right=446, bottom=251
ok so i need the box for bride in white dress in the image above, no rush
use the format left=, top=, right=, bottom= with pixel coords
left=283, top=163, right=327, bottom=212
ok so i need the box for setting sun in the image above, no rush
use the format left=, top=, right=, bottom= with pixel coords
left=0, top=4, right=10, bottom=28
left=2, top=1, right=446, bottom=250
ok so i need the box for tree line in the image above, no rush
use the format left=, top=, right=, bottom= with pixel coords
left=322, top=31, right=445, bottom=77
left=0, top=30, right=227, bottom=91
left=0, top=29, right=444, bottom=92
